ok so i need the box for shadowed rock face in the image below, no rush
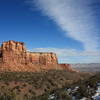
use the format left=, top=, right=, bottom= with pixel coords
left=0, top=47, right=2, bottom=63
left=0, top=40, right=74, bottom=72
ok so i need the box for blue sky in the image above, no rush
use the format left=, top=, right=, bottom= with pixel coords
left=0, top=0, right=100, bottom=63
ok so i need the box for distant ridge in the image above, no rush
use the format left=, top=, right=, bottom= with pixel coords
left=72, top=63, right=100, bottom=72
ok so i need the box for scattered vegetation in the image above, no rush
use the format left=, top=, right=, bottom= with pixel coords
left=0, top=70, right=94, bottom=100
left=39, top=73, right=100, bottom=100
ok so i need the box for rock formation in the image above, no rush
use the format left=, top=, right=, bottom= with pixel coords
left=0, top=40, right=75, bottom=72
left=59, top=64, right=73, bottom=72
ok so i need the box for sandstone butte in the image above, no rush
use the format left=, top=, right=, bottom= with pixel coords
left=0, top=40, right=77, bottom=72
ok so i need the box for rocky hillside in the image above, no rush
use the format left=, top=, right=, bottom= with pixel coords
left=41, top=72, right=100, bottom=100
left=0, top=71, right=92, bottom=100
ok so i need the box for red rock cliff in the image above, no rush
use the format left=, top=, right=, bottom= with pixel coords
left=0, top=40, right=75, bottom=72
left=1, top=40, right=58, bottom=65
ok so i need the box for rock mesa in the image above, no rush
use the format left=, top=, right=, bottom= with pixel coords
left=0, top=40, right=75, bottom=72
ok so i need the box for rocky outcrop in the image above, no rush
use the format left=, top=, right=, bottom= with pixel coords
left=0, top=40, right=75, bottom=72
left=1, top=40, right=25, bottom=52
left=0, top=40, right=58, bottom=65
left=59, top=64, right=73, bottom=72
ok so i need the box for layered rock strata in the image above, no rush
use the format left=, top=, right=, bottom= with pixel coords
left=0, top=40, right=74, bottom=72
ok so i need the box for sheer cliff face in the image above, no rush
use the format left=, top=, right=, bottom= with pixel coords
left=0, top=40, right=74, bottom=72
left=0, top=40, right=58, bottom=65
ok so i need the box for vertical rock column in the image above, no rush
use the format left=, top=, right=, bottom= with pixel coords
left=1, top=40, right=26, bottom=64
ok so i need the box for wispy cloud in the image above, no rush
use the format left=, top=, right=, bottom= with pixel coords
left=32, top=0, right=100, bottom=51
left=32, top=48, right=100, bottom=63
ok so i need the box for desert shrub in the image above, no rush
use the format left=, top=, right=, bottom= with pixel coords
left=55, top=90, right=71, bottom=100
left=0, top=90, right=16, bottom=100
left=38, top=95, right=48, bottom=100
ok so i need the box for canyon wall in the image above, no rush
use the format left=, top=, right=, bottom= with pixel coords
left=0, top=40, right=74, bottom=72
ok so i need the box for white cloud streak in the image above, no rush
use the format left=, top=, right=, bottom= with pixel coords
left=33, top=0, right=100, bottom=51
left=32, top=48, right=100, bottom=63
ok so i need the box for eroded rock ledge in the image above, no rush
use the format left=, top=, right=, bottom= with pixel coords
left=0, top=40, right=75, bottom=72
